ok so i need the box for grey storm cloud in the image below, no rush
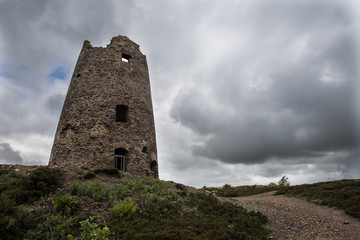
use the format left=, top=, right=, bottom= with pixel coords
left=46, top=94, right=65, bottom=113
left=0, top=143, right=23, bottom=164
left=171, top=0, right=359, bottom=165
left=0, top=0, right=359, bottom=186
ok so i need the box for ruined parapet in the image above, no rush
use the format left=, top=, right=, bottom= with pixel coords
left=49, top=36, right=158, bottom=177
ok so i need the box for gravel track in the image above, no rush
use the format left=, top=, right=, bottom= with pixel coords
left=226, top=192, right=360, bottom=240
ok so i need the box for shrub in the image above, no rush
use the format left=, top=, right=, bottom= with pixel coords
left=69, top=181, right=107, bottom=201
left=24, top=224, right=43, bottom=240
left=83, top=171, right=96, bottom=180
left=223, top=183, right=231, bottom=188
left=68, top=217, right=110, bottom=240
left=109, top=191, right=268, bottom=239
left=70, top=182, right=81, bottom=195
left=167, top=190, right=180, bottom=201
left=47, top=214, right=78, bottom=239
left=109, top=184, right=127, bottom=200
left=93, top=168, right=120, bottom=177
left=53, top=194, right=80, bottom=215
left=0, top=197, right=38, bottom=239
left=28, top=167, right=62, bottom=191
left=175, top=183, right=185, bottom=191
left=267, top=182, right=277, bottom=187
left=0, top=193, right=16, bottom=215
left=0, top=194, right=19, bottom=239
left=109, top=198, right=137, bottom=220
left=8, top=171, right=18, bottom=178
left=0, top=169, right=57, bottom=239
left=0, top=169, right=10, bottom=176
left=85, top=181, right=107, bottom=201
left=0, top=167, right=62, bottom=205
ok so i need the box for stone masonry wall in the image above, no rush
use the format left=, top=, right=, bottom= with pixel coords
left=49, top=36, right=158, bottom=177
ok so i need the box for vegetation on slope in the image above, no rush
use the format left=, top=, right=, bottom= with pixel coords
left=206, top=183, right=282, bottom=198
left=275, top=179, right=360, bottom=220
left=206, top=176, right=290, bottom=198
left=0, top=167, right=269, bottom=240
left=207, top=177, right=360, bottom=221
left=0, top=167, right=62, bottom=239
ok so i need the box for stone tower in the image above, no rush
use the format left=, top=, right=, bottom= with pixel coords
left=49, top=35, right=158, bottom=177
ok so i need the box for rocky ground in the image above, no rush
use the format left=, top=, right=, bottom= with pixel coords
left=224, top=191, right=360, bottom=240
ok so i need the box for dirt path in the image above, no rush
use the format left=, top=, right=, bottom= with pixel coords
left=227, top=192, right=360, bottom=240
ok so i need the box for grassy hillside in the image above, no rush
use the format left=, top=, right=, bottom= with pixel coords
left=276, top=179, right=360, bottom=220
left=0, top=167, right=268, bottom=240
left=206, top=184, right=282, bottom=198
left=207, top=179, right=360, bottom=221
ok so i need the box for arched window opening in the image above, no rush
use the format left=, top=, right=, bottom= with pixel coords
left=114, top=148, right=127, bottom=171
left=116, top=105, right=128, bottom=122
left=121, top=53, right=131, bottom=63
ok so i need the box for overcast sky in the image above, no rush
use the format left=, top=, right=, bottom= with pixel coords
left=0, top=0, right=359, bottom=187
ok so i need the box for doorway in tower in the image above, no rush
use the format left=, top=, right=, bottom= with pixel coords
left=114, top=148, right=127, bottom=171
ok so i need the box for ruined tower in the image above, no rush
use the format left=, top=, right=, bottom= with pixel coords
left=49, top=35, right=158, bottom=177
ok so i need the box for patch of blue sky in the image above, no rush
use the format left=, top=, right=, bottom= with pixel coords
left=0, top=71, right=12, bottom=78
left=0, top=66, right=12, bottom=78
left=49, top=66, right=66, bottom=80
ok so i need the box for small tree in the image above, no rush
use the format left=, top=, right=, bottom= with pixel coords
left=278, top=175, right=290, bottom=186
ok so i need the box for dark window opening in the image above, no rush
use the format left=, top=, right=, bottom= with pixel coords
left=150, top=161, right=157, bottom=171
left=77, top=73, right=81, bottom=78
left=150, top=161, right=158, bottom=177
left=115, top=148, right=127, bottom=155
left=114, top=148, right=127, bottom=171
left=121, top=54, right=131, bottom=63
left=116, top=105, right=128, bottom=122
left=142, top=147, right=148, bottom=153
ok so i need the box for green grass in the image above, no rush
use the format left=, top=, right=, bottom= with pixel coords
left=276, top=179, right=360, bottom=220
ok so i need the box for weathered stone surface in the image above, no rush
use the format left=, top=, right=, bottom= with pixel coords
left=49, top=35, right=158, bottom=177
